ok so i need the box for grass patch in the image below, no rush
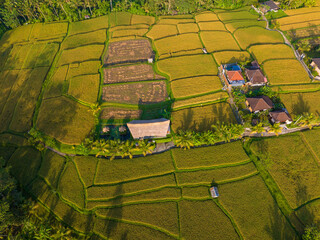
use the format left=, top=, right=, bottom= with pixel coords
left=213, top=51, right=251, bottom=65
left=62, top=30, right=106, bottom=49
left=250, top=134, right=320, bottom=209
left=249, top=44, right=295, bottom=63
left=39, top=150, right=66, bottom=189
left=176, top=162, right=257, bottom=185
left=225, top=20, right=266, bottom=33
left=87, top=187, right=181, bottom=209
left=171, top=76, right=222, bottom=98
left=96, top=202, right=179, bottom=235
left=58, top=45, right=104, bottom=66
left=146, top=24, right=178, bottom=40
left=154, top=33, right=203, bottom=58
left=234, top=27, right=284, bottom=49
left=279, top=91, right=320, bottom=116
left=43, top=65, right=69, bottom=99
left=10, top=67, right=49, bottom=133
left=157, top=54, right=218, bottom=80
left=200, top=31, right=240, bottom=52
left=272, top=83, right=320, bottom=92
left=219, top=175, right=297, bottom=240
left=263, top=59, right=310, bottom=85
left=179, top=200, right=239, bottom=239
left=68, top=74, right=99, bottom=104
left=94, top=217, right=174, bottom=240
left=88, top=173, right=176, bottom=200
left=69, top=15, right=108, bottom=35
left=7, top=147, right=41, bottom=186
left=36, top=96, right=95, bottom=145
left=94, top=151, right=174, bottom=185
left=58, top=161, right=85, bottom=208
left=195, top=12, right=219, bottom=22
left=172, top=141, right=249, bottom=169
left=198, top=21, right=226, bottom=31
left=171, top=102, right=236, bottom=132
left=73, top=156, right=98, bottom=187
left=30, top=22, right=68, bottom=40
left=173, top=91, right=228, bottom=109
left=177, top=23, right=199, bottom=33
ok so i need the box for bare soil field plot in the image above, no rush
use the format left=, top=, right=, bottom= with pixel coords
left=102, top=81, right=167, bottom=104
left=104, top=64, right=164, bottom=84
left=104, top=39, right=154, bottom=65
left=100, top=107, right=142, bottom=119
left=200, top=31, right=240, bottom=52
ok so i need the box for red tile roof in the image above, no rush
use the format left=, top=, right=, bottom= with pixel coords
left=227, top=71, right=244, bottom=81
left=246, top=96, right=273, bottom=112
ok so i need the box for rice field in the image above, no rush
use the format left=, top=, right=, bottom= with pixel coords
left=69, top=15, right=109, bottom=35
left=263, top=59, right=311, bottom=85
left=62, top=30, right=106, bottom=49
left=200, top=31, right=240, bottom=52
left=177, top=23, right=199, bottom=33
left=225, top=20, right=266, bottom=33
left=213, top=51, right=251, bottom=65
left=249, top=44, right=295, bottom=63
left=198, top=21, right=227, bottom=31
left=195, top=12, right=219, bottom=22
left=146, top=24, right=178, bottom=39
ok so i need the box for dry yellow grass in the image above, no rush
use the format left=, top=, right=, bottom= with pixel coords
left=213, top=51, right=251, bottom=65
left=200, top=31, right=240, bottom=52
left=171, top=76, right=222, bottom=98
left=198, top=21, right=227, bottom=31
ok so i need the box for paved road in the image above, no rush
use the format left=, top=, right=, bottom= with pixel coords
left=251, top=5, right=314, bottom=80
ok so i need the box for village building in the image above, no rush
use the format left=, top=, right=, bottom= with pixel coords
left=127, top=118, right=170, bottom=139
left=269, top=110, right=292, bottom=124
left=246, top=96, right=274, bottom=113
left=311, top=58, right=320, bottom=76
left=245, top=68, right=268, bottom=86
left=261, top=0, right=280, bottom=12
left=220, top=63, right=245, bottom=87
left=210, top=186, right=219, bottom=198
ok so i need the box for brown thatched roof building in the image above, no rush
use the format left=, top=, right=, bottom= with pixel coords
left=127, top=118, right=170, bottom=139
left=269, top=110, right=292, bottom=124
left=246, top=96, right=274, bottom=112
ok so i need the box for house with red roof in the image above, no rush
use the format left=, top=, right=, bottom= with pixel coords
left=221, top=63, right=245, bottom=87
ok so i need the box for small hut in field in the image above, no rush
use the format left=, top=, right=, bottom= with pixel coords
left=127, top=118, right=170, bottom=139
left=210, top=186, right=219, bottom=198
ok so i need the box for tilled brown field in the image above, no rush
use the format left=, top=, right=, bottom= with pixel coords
left=104, top=39, right=155, bottom=65
left=102, top=81, right=167, bottom=104
left=100, top=107, right=142, bottom=119
left=104, top=64, right=165, bottom=83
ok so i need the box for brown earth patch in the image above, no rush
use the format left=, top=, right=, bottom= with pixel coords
left=100, top=108, right=142, bottom=119
left=104, top=39, right=154, bottom=65
left=104, top=64, right=165, bottom=83
left=102, top=81, right=167, bottom=104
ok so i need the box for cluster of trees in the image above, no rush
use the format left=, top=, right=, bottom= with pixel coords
left=276, top=0, right=316, bottom=9
left=0, top=0, right=259, bottom=29
left=174, top=123, right=244, bottom=149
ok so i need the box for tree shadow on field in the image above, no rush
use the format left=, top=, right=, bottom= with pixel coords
left=178, top=108, right=195, bottom=131
left=292, top=93, right=310, bottom=116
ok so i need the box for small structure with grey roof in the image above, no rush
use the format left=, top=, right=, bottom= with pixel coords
left=127, top=118, right=170, bottom=139
left=269, top=110, right=292, bottom=124
left=311, top=58, right=320, bottom=77
left=210, top=186, right=219, bottom=198
left=262, top=0, right=280, bottom=12
left=246, top=96, right=274, bottom=113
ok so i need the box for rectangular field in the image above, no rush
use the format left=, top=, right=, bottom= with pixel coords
left=62, top=30, right=106, bottom=49
left=171, top=141, right=249, bottom=169
left=178, top=23, right=199, bottom=33
left=249, top=44, right=295, bottom=63
left=67, top=61, right=100, bottom=79
left=171, top=102, right=236, bottom=132
left=213, top=51, right=251, bottom=65
left=198, top=21, right=226, bottom=31
left=146, top=24, right=178, bottom=40
left=100, top=107, right=142, bottom=120
left=200, top=31, right=240, bottom=52
left=225, top=20, right=266, bottom=33
left=102, top=81, right=167, bottom=104
left=69, top=15, right=109, bottom=35
left=195, top=12, right=219, bottom=22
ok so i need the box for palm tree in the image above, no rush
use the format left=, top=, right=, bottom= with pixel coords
left=251, top=123, right=265, bottom=136
left=119, top=140, right=135, bottom=159
left=108, top=139, right=122, bottom=160
left=137, top=140, right=154, bottom=156
left=299, top=113, right=318, bottom=129
left=230, top=124, right=244, bottom=139
left=268, top=123, right=282, bottom=136
left=174, top=130, right=194, bottom=150
left=94, top=139, right=110, bottom=157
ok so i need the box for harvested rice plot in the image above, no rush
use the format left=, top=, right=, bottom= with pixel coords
left=200, top=31, right=240, bottom=52
left=154, top=33, right=203, bottom=58
left=263, top=59, right=310, bottom=85
left=103, top=64, right=164, bottom=84
left=100, top=107, right=142, bottom=120
left=104, top=39, right=154, bottom=65
left=102, top=81, right=167, bottom=104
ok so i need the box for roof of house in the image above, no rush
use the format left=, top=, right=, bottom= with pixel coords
left=227, top=70, right=244, bottom=81
left=262, top=0, right=280, bottom=10
left=312, top=58, right=320, bottom=68
left=269, top=110, right=292, bottom=123
left=127, top=118, right=170, bottom=139
left=210, top=186, right=219, bottom=198
left=251, top=60, right=260, bottom=69
left=246, top=96, right=274, bottom=111
left=245, top=69, right=267, bottom=84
